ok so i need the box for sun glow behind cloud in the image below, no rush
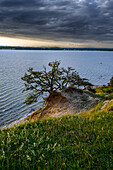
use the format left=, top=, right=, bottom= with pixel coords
left=0, top=36, right=82, bottom=47
left=0, top=36, right=113, bottom=48
left=0, top=37, right=49, bottom=47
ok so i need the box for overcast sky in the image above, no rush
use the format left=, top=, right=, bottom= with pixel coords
left=0, top=0, right=113, bottom=47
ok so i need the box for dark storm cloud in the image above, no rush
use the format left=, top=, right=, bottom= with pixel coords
left=0, top=0, right=113, bottom=42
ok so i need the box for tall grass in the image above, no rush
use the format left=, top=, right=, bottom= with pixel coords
left=0, top=109, right=113, bottom=169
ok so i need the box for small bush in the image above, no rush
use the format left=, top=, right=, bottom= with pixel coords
left=87, top=86, right=96, bottom=93
left=110, top=76, right=113, bottom=87
left=96, top=85, right=113, bottom=94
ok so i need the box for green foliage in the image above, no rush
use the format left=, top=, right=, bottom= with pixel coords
left=0, top=110, right=113, bottom=169
left=110, top=76, right=113, bottom=87
left=86, top=86, right=96, bottom=93
left=21, top=60, right=91, bottom=104
left=96, top=85, right=113, bottom=94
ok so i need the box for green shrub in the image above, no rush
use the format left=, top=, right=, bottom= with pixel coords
left=110, top=76, right=113, bottom=87
left=96, top=85, right=113, bottom=94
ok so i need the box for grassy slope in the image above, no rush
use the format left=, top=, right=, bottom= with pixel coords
left=0, top=93, right=113, bottom=169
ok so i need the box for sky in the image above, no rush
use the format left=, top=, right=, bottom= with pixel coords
left=0, top=0, right=113, bottom=48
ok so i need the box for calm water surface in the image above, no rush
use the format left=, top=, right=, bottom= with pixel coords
left=0, top=50, right=113, bottom=127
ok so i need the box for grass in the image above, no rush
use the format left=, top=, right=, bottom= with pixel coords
left=95, top=85, right=113, bottom=100
left=0, top=108, right=113, bottom=169
left=86, top=87, right=113, bottom=101
left=0, top=87, right=113, bottom=169
left=96, top=85, right=113, bottom=94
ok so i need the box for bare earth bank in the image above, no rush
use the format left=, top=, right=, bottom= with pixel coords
left=31, top=87, right=100, bottom=121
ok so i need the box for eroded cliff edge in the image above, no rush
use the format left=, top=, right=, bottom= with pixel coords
left=30, top=87, right=100, bottom=121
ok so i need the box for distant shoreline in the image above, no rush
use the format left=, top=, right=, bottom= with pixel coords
left=0, top=46, right=113, bottom=51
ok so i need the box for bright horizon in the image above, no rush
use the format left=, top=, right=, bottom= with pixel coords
left=0, top=36, right=113, bottom=48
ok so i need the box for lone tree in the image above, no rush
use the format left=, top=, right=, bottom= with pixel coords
left=21, top=60, right=92, bottom=104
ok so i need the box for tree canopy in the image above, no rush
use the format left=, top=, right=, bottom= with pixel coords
left=21, top=60, right=92, bottom=104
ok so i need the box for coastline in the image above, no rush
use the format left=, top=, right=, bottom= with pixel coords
left=0, top=90, right=113, bottom=169
left=1, top=87, right=100, bottom=129
left=0, top=46, right=113, bottom=51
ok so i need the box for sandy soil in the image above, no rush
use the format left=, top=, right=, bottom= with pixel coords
left=31, top=87, right=100, bottom=121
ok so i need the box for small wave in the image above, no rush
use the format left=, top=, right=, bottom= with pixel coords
left=0, top=97, right=24, bottom=111
left=0, top=86, right=24, bottom=96
left=0, top=101, right=40, bottom=127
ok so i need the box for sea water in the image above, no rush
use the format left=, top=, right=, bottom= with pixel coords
left=0, top=50, right=113, bottom=127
